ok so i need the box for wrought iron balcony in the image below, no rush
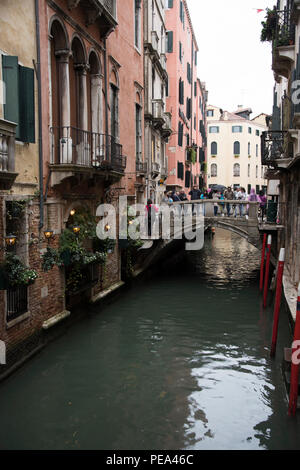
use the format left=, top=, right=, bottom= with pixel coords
left=50, top=127, right=126, bottom=184
left=68, top=0, right=117, bottom=36
left=0, top=118, right=18, bottom=190
left=261, top=130, right=294, bottom=167
left=272, top=7, right=295, bottom=77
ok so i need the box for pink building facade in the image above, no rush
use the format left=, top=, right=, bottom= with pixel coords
left=165, top=0, right=207, bottom=193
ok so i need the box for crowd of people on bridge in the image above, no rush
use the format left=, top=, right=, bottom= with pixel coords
left=145, top=185, right=267, bottom=235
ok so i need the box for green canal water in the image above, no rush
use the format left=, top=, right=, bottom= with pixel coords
left=0, top=228, right=299, bottom=450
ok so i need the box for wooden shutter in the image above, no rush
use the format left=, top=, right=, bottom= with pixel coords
left=178, top=122, right=183, bottom=146
left=168, top=0, right=173, bottom=8
left=185, top=170, right=190, bottom=188
left=2, top=55, right=20, bottom=139
left=19, top=65, right=35, bottom=143
left=167, top=31, right=173, bottom=53
left=177, top=162, right=184, bottom=180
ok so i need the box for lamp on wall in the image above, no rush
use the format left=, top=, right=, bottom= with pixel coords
left=72, top=225, right=81, bottom=235
left=44, top=230, right=54, bottom=242
left=5, top=234, right=17, bottom=247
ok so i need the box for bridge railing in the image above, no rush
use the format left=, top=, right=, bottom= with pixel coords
left=163, top=200, right=260, bottom=219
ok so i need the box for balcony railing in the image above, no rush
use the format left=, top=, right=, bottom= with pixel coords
left=261, top=130, right=294, bottom=166
left=136, top=160, right=147, bottom=174
left=273, top=8, right=295, bottom=47
left=50, top=127, right=126, bottom=173
left=151, top=162, right=160, bottom=175
left=0, top=118, right=18, bottom=190
left=99, top=0, right=116, bottom=19
left=152, top=100, right=165, bottom=122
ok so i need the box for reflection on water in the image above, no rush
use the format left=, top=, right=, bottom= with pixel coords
left=0, top=229, right=298, bottom=450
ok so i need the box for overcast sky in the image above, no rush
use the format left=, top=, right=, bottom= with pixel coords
left=187, top=0, right=275, bottom=118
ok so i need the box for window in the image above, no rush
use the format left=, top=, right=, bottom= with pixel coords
left=248, top=164, right=250, bottom=177
left=194, top=81, right=197, bottom=97
left=233, top=163, right=240, bottom=177
left=180, top=1, right=185, bottom=27
left=110, top=84, right=119, bottom=140
left=209, top=126, right=219, bottom=133
left=134, top=0, right=142, bottom=49
left=179, top=78, right=184, bottom=105
left=256, top=130, right=260, bottom=136
left=256, top=165, right=258, bottom=178
left=248, top=142, right=251, bottom=155
left=177, top=161, right=184, bottom=179
left=256, top=144, right=258, bottom=157
left=248, top=127, right=252, bottom=134
left=194, top=114, right=196, bottom=130
left=178, top=122, right=183, bottom=146
left=166, top=31, right=173, bottom=53
left=135, top=104, right=142, bottom=162
left=186, top=97, right=191, bottom=120
left=234, top=141, right=240, bottom=155
left=2, top=55, right=35, bottom=142
left=167, top=0, right=173, bottom=7
left=195, top=50, right=197, bottom=65
left=211, top=163, right=217, bottom=177
left=232, top=125, right=242, bottom=133
left=211, top=141, right=217, bottom=155
left=179, top=42, right=183, bottom=62
left=207, top=110, right=214, bottom=117
left=187, top=62, right=191, bottom=83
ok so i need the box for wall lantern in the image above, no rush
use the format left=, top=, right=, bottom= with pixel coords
left=72, top=225, right=81, bottom=235
left=5, top=234, right=17, bottom=247
left=44, top=230, right=54, bottom=241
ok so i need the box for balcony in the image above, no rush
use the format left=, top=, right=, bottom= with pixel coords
left=160, top=163, right=168, bottom=179
left=162, top=112, right=172, bottom=139
left=261, top=130, right=294, bottom=168
left=151, top=162, right=160, bottom=177
left=68, top=0, right=117, bottom=37
left=50, top=126, right=126, bottom=186
left=136, top=160, right=147, bottom=175
left=272, top=8, right=295, bottom=78
left=152, top=100, right=165, bottom=129
left=151, top=31, right=160, bottom=57
left=0, top=119, right=18, bottom=190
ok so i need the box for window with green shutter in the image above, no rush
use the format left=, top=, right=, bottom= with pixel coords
left=166, top=31, right=173, bottom=53
left=2, top=55, right=35, bottom=143
left=2, top=55, right=20, bottom=139
left=168, top=0, right=173, bottom=8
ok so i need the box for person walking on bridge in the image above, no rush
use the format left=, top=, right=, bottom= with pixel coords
left=224, top=186, right=234, bottom=217
left=189, top=186, right=201, bottom=215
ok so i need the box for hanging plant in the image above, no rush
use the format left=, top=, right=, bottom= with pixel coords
left=0, top=253, right=38, bottom=289
left=260, top=8, right=277, bottom=42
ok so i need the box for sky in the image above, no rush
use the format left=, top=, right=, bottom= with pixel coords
left=187, top=0, right=276, bottom=118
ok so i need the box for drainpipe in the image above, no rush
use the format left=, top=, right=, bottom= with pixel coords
left=35, top=0, right=44, bottom=231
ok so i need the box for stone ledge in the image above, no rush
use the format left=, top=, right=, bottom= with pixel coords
left=90, top=281, right=125, bottom=304
left=42, top=310, right=71, bottom=330
left=283, top=273, right=298, bottom=322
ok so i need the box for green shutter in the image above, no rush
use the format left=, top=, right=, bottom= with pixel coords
left=168, top=0, right=173, bottom=8
left=19, top=66, right=35, bottom=143
left=2, top=55, right=20, bottom=138
left=167, top=31, right=173, bottom=53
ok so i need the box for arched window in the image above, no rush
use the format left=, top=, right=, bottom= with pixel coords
left=248, top=142, right=251, bottom=155
left=233, top=163, right=240, bottom=177
left=211, top=141, right=217, bottom=156
left=211, top=163, right=217, bottom=177
left=234, top=141, right=240, bottom=155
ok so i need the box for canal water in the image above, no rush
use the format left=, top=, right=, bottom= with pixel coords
left=0, top=228, right=299, bottom=450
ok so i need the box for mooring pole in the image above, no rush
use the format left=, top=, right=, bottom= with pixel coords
left=263, top=235, right=272, bottom=309
left=270, top=248, right=285, bottom=357
left=288, top=283, right=300, bottom=416
left=260, top=233, right=267, bottom=291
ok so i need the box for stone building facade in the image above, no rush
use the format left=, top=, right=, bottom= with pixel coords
left=261, top=0, right=300, bottom=316
left=207, top=105, right=268, bottom=193
left=165, top=0, right=207, bottom=194
left=0, top=0, right=145, bottom=374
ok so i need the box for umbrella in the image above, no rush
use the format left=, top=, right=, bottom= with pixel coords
left=210, top=184, right=226, bottom=192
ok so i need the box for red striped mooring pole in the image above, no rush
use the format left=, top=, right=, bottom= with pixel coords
left=260, top=233, right=267, bottom=291
left=288, top=283, right=300, bottom=416
left=263, top=235, right=272, bottom=309
left=270, top=248, right=285, bottom=357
